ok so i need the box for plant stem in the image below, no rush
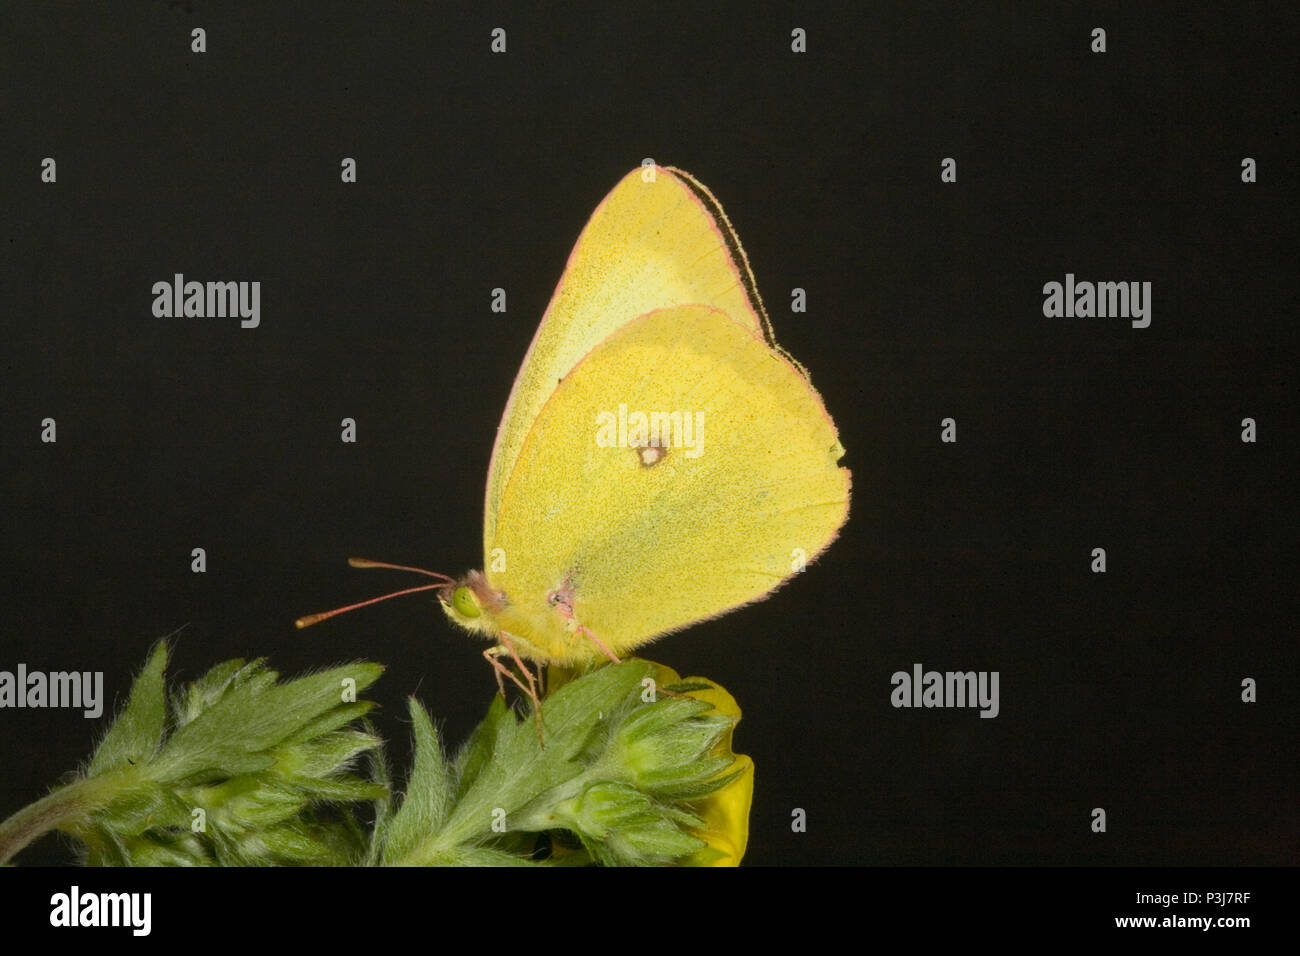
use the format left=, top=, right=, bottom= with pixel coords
left=0, top=774, right=126, bottom=865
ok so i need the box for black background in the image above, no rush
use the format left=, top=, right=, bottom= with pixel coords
left=1, top=1, right=1295, bottom=868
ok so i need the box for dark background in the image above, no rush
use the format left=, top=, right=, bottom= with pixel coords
left=1, top=2, right=1295, bottom=866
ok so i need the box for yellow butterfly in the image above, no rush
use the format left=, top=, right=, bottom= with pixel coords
left=300, top=165, right=850, bottom=706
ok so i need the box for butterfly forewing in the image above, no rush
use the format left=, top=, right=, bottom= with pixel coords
left=483, top=167, right=768, bottom=556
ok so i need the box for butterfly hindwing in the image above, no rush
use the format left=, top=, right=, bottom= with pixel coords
left=487, top=304, right=850, bottom=664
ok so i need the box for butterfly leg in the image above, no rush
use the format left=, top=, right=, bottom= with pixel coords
left=575, top=623, right=622, bottom=664
left=548, top=581, right=623, bottom=665
left=483, top=643, right=539, bottom=713
left=482, top=646, right=512, bottom=698
left=498, top=632, right=545, bottom=746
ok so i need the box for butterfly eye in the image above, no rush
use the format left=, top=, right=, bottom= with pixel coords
left=452, top=585, right=481, bottom=619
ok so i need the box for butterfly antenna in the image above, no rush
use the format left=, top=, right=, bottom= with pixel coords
left=346, top=557, right=456, bottom=579
left=295, top=558, right=456, bottom=629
